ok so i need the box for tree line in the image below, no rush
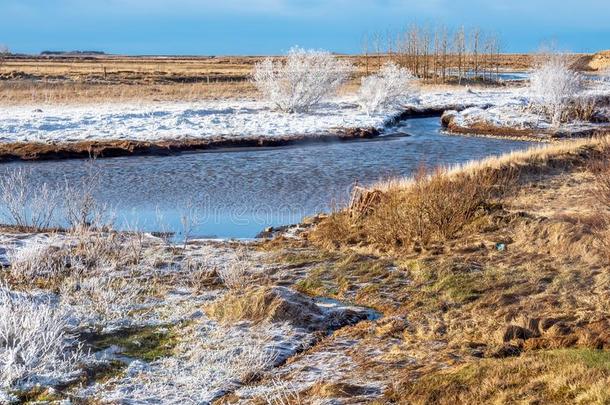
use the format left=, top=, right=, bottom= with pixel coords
left=361, top=24, right=503, bottom=84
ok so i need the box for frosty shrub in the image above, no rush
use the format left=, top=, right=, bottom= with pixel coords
left=60, top=276, right=145, bottom=327
left=529, top=54, right=584, bottom=126
left=0, top=286, right=83, bottom=392
left=8, top=238, right=71, bottom=286
left=252, top=47, right=353, bottom=113
left=0, top=168, right=60, bottom=230
left=357, top=62, right=418, bottom=115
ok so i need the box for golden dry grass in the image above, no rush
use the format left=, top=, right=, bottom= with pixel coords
left=310, top=138, right=609, bottom=255
left=386, top=348, right=610, bottom=404
left=0, top=53, right=538, bottom=104
left=205, top=286, right=280, bottom=325
left=0, top=81, right=257, bottom=104
left=268, top=136, right=610, bottom=403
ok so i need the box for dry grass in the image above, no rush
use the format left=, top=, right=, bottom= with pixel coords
left=0, top=53, right=538, bottom=104
left=386, top=349, right=610, bottom=404
left=264, top=136, right=610, bottom=403
left=205, top=285, right=332, bottom=331
left=590, top=140, right=610, bottom=263
left=0, top=81, right=257, bottom=104
left=205, top=286, right=280, bottom=325
left=310, top=137, right=608, bottom=256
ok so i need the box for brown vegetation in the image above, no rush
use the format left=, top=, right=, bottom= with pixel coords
left=573, top=50, right=610, bottom=72
left=386, top=349, right=610, bottom=404
left=257, top=137, right=610, bottom=403
left=0, top=53, right=546, bottom=104
left=314, top=166, right=516, bottom=253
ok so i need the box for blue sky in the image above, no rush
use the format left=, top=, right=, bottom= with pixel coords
left=1, top=0, right=608, bottom=55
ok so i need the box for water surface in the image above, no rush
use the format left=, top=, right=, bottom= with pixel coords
left=5, top=118, right=533, bottom=238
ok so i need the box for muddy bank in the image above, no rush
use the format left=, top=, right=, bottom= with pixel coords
left=0, top=127, right=381, bottom=162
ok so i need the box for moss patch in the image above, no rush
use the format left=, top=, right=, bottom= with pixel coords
left=85, top=325, right=180, bottom=362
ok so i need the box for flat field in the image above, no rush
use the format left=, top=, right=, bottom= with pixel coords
left=0, top=53, right=540, bottom=104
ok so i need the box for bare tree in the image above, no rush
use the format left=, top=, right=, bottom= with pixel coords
left=362, top=33, right=370, bottom=75
left=366, top=25, right=502, bottom=84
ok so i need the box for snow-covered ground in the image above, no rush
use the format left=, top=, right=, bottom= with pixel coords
left=0, top=98, right=390, bottom=143
left=0, top=89, right=525, bottom=144
left=443, top=86, right=610, bottom=137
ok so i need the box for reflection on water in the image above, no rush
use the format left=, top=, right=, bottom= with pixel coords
left=4, top=118, right=533, bottom=238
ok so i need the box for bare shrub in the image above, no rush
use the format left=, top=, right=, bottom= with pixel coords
left=0, top=168, right=60, bottom=230
left=252, top=47, right=353, bottom=113
left=7, top=237, right=72, bottom=287
left=8, top=232, right=149, bottom=288
left=0, top=164, right=111, bottom=232
left=0, top=286, right=83, bottom=392
left=357, top=62, right=418, bottom=115
left=529, top=54, right=584, bottom=126
left=178, top=199, right=202, bottom=248
left=61, top=164, right=112, bottom=231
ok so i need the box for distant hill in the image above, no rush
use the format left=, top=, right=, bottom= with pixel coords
left=573, top=50, right=610, bottom=71
left=40, top=50, right=106, bottom=56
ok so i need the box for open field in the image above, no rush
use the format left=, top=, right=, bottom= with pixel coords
left=0, top=53, right=544, bottom=104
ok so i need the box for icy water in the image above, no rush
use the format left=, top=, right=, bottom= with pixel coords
left=4, top=118, right=534, bottom=239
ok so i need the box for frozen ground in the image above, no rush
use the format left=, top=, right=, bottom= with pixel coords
left=0, top=98, right=390, bottom=143
left=0, top=230, right=377, bottom=403
left=0, top=89, right=524, bottom=144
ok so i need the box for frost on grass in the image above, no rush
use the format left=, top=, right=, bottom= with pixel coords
left=59, top=276, right=150, bottom=331
left=216, top=248, right=260, bottom=290
left=252, top=47, right=353, bottom=113
left=357, top=62, right=418, bottom=115
left=0, top=286, right=84, bottom=395
left=89, top=321, right=307, bottom=404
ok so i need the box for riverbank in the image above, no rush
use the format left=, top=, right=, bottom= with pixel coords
left=0, top=87, right=527, bottom=161
left=1, top=137, right=609, bottom=403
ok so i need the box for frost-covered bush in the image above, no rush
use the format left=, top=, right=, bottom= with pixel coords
left=252, top=47, right=353, bottom=113
left=0, top=286, right=83, bottom=392
left=217, top=250, right=254, bottom=290
left=529, top=55, right=584, bottom=126
left=8, top=237, right=72, bottom=286
left=357, top=62, right=418, bottom=115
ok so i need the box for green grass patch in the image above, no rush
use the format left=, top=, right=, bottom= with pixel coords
left=86, top=325, right=180, bottom=362
left=548, top=348, right=610, bottom=371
